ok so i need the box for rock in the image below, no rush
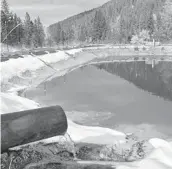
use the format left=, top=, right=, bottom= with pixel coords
left=1, top=140, right=75, bottom=169
left=76, top=144, right=102, bottom=161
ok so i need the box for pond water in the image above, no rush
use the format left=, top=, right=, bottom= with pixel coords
left=96, top=61, right=172, bottom=101
left=25, top=60, right=172, bottom=139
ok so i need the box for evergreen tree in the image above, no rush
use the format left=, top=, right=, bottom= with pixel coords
left=131, top=30, right=150, bottom=45
left=92, top=10, right=107, bottom=42
left=1, top=0, right=11, bottom=44
left=46, top=27, right=56, bottom=46
left=119, top=5, right=133, bottom=43
left=53, top=23, right=62, bottom=44
left=147, top=12, right=155, bottom=37
left=48, top=0, right=170, bottom=44
left=36, top=17, right=45, bottom=47
left=23, top=12, right=33, bottom=47
left=79, top=26, right=86, bottom=42
left=1, top=0, right=46, bottom=48
left=9, top=13, right=18, bottom=45
left=1, top=10, right=7, bottom=43
left=111, top=16, right=121, bottom=43
left=17, top=17, right=24, bottom=46
left=60, top=30, right=66, bottom=45
left=31, top=19, right=39, bottom=47
left=159, top=0, right=172, bottom=42
left=1, top=0, right=9, bottom=15
left=68, top=28, right=74, bottom=42
left=46, top=35, right=55, bottom=47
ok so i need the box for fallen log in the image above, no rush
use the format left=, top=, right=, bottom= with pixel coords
left=1, top=105, right=68, bottom=153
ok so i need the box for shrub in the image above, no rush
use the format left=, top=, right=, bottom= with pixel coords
left=134, top=57, right=139, bottom=61
left=142, top=47, right=146, bottom=51
left=134, top=47, right=139, bottom=51
left=161, top=47, right=165, bottom=51
left=131, top=30, right=150, bottom=45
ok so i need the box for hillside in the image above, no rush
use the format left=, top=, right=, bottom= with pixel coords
left=48, top=0, right=172, bottom=45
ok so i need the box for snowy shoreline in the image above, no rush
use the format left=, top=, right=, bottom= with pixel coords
left=1, top=48, right=172, bottom=169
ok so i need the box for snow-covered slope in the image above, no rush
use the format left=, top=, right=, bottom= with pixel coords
left=0, top=92, right=39, bottom=114
left=0, top=51, right=69, bottom=82
left=68, top=119, right=125, bottom=144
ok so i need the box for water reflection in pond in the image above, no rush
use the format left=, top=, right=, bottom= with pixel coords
left=26, top=60, right=172, bottom=138
left=96, top=61, right=172, bottom=101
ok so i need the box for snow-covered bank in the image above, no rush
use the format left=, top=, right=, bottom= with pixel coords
left=1, top=48, right=172, bottom=168
left=0, top=51, right=69, bottom=82
left=0, top=92, right=126, bottom=145
left=68, top=120, right=125, bottom=144
left=0, top=92, right=39, bottom=114
left=116, top=138, right=172, bottom=169
left=0, top=48, right=83, bottom=80
left=65, top=48, right=83, bottom=55
left=0, top=48, right=86, bottom=93
left=1, top=46, right=172, bottom=93
left=1, top=92, right=172, bottom=169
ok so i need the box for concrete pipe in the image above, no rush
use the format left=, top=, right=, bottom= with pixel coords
left=1, top=105, right=68, bottom=153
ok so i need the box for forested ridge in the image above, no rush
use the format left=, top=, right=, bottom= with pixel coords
left=48, top=0, right=172, bottom=45
left=1, top=0, right=172, bottom=48
left=1, top=0, right=45, bottom=49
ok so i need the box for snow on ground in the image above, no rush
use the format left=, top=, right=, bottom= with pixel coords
left=1, top=92, right=126, bottom=146
left=0, top=92, right=39, bottom=114
left=0, top=47, right=123, bottom=145
left=1, top=48, right=172, bottom=168
left=1, top=87, right=172, bottom=169
left=0, top=48, right=91, bottom=87
left=116, top=138, right=172, bottom=169
left=0, top=43, right=21, bottom=53
left=7, top=85, right=28, bottom=95
left=67, top=119, right=126, bottom=144
left=0, top=51, right=71, bottom=83
left=65, top=48, right=83, bottom=55
left=37, top=51, right=70, bottom=63
left=149, top=138, right=172, bottom=150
